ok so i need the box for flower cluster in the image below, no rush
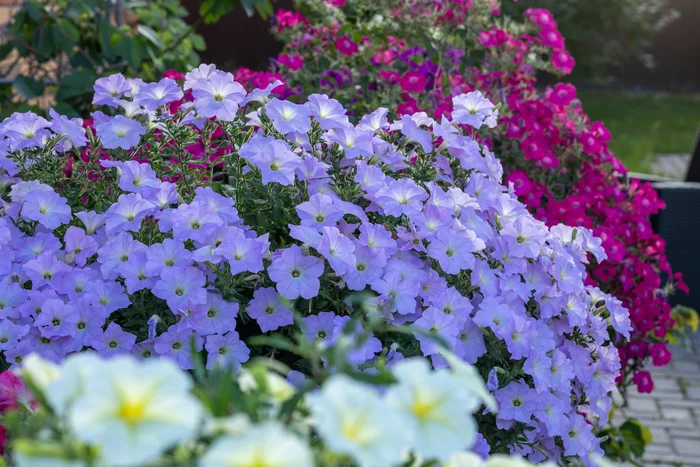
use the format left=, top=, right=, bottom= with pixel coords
left=0, top=65, right=628, bottom=463
left=241, top=0, right=687, bottom=397
left=5, top=352, right=513, bottom=466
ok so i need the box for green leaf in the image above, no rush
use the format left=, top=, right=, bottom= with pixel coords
left=199, top=0, right=238, bottom=24
left=620, top=419, right=650, bottom=458
left=0, top=42, right=14, bottom=62
left=137, top=25, right=165, bottom=50
left=56, top=70, right=97, bottom=100
left=13, top=76, right=45, bottom=100
left=52, top=101, right=79, bottom=118
left=190, top=33, right=206, bottom=51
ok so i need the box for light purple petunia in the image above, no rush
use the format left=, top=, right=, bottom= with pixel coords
left=21, top=189, right=72, bottom=230
left=67, top=299, right=107, bottom=352
left=454, top=318, right=487, bottom=364
left=264, top=98, right=311, bottom=134
left=325, top=127, right=373, bottom=159
left=495, top=379, right=541, bottom=424
left=296, top=193, right=343, bottom=232
left=247, top=140, right=300, bottom=187
left=49, top=109, right=87, bottom=147
left=91, top=322, right=136, bottom=358
left=316, top=227, right=356, bottom=275
left=83, top=280, right=131, bottom=315
left=34, top=299, right=79, bottom=338
left=104, top=193, right=157, bottom=235
left=100, top=160, right=161, bottom=194
left=96, top=115, right=146, bottom=150
left=22, top=251, right=71, bottom=289
left=412, top=306, right=459, bottom=356
left=133, top=78, right=184, bottom=110
left=153, top=326, right=204, bottom=370
left=93, top=74, right=131, bottom=107
left=96, top=232, right=146, bottom=279
left=451, top=91, right=498, bottom=129
left=375, top=178, right=428, bottom=217
left=399, top=114, right=433, bottom=153
left=301, top=311, right=336, bottom=344
left=195, top=292, right=238, bottom=335
left=246, top=287, right=294, bottom=332
left=0, top=320, right=29, bottom=351
left=3, top=112, right=51, bottom=149
left=192, top=71, right=247, bottom=121
left=373, top=270, right=420, bottom=315
left=204, top=331, right=250, bottom=371
left=151, top=266, right=208, bottom=313
left=306, top=94, right=349, bottom=130
left=426, top=229, right=477, bottom=274
left=119, top=251, right=157, bottom=294
left=145, top=238, right=193, bottom=277
left=63, top=226, right=98, bottom=267
left=267, top=245, right=325, bottom=300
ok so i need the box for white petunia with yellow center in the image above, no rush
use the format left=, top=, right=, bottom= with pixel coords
left=385, top=358, right=479, bottom=460
left=66, top=356, right=204, bottom=467
left=200, top=422, right=313, bottom=467
left=309, top=374, right=410, bottom=467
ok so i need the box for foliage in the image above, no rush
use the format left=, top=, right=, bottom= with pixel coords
left=0, top=66, right=629, bottom=463
left=0, top=0, right=206, bottom=118
left=0, top=351, right=558, bottom=467
left=501, top=0, right=679, bottom=83
left=231, top=0, right=696, bottom=461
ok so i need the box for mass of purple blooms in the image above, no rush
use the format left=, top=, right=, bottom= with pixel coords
left=0, top=64, right=631, bottom=464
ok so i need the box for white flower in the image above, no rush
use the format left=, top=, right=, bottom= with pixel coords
left=14, top=453, right=84, bottom=467
left=238, top=369, right=295, bottom=404
left=20, top=354, right=60, bottom=393
left=385, top=358, right=477, bottom=460
left=200, top=421, right=313, bottom=467
left=444, top=451, right=485, bottom=467
left=67, top=356, right=204, bottom=467
left=439, top=349, right=497, bottom=411
left=45, top=353, right=102, bottom=416
left=309, top=374, right=410, bottom=467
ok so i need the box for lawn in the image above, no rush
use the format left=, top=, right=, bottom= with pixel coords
left=577, top=90, right=700, bottom=173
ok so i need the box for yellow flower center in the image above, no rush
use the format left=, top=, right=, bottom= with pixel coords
left=411, top=395, right=441, bottom=421
left=118, top=397, right=147, bottom=426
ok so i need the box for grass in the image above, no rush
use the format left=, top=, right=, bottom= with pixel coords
left=576, top=90, right=700, bottom=173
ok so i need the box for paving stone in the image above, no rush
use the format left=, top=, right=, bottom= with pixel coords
left=674, top=438, right=700, bottom=456
left=628, top=397, right=660, bottom=413
left=662, top=407, right=694, bottom=421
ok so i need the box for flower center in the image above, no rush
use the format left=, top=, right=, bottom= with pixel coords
left=118, top=397, right=147, bottom=426
left=291, top=269, right=301, bottom=278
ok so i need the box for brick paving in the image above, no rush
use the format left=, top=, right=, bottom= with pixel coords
left=618, top=338, right=700, bottom=466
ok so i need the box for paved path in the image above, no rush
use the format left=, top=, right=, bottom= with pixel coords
left=650, top=153, right=691, bottom=180
left=619, top=340, right=700, bottom=466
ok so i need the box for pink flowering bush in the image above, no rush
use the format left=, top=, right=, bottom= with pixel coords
left=0, top=64, right=629, bottom=463
left=241, top=0, right=689, bottom=401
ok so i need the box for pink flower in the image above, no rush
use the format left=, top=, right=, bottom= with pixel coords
left=633, top=371, right=654, bottom=393
left=505, top=170, right=532, bottom=197
left=399, top=72, right=427, bottom=93
left=0, top=371, right=33, bottom=413
left=548, top=83, right=577, bottom=106
left=552, top=50, right=575, bottom=74
left=277, top=54, right=304, bottom=71
left=524, top=8, right=557, bottom=29
left=539, top=28, right=565, bottom=50
left=335, top=36, right=359, bottom=56
left=649, top=343, right=672, bottom=366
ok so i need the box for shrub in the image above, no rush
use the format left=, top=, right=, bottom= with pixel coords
left=238, top=0, right=690, bottom=398
left=0, top=65, right=626, bottom=463
left=0, top=0, right=205, bottom=118
left=0, top=352, right=556, bottom=467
